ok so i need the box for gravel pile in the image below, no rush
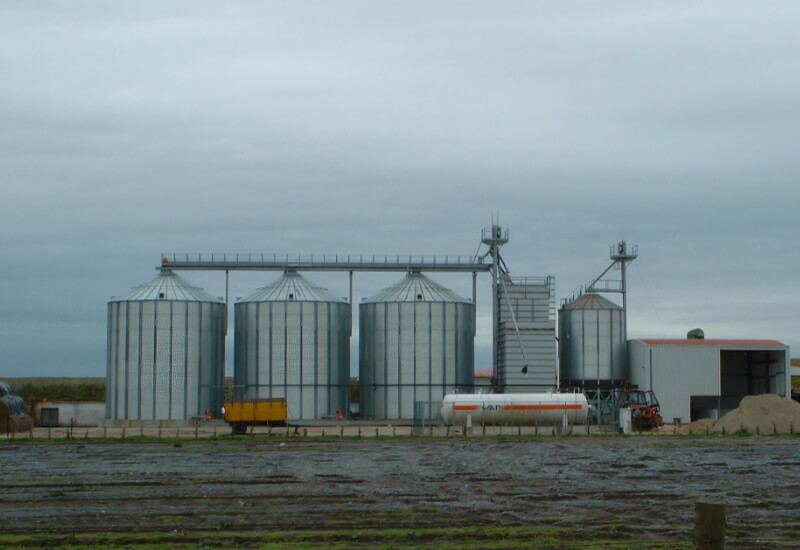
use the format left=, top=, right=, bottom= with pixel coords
left=711, top=394, right=800, bottom=435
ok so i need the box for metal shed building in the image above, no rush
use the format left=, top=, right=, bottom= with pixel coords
left=628, top=339, right=790, bottom=424
left=473, top=369, right=494, bottom=393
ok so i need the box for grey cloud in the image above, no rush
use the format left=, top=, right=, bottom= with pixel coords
left=1, top=2, right=798, bottom=377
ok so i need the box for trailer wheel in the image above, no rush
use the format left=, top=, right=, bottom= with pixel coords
left=232, top=422, right=247, bottom=435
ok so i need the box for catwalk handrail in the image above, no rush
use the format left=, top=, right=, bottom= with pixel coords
left=160, top=253, right=491, bottom=272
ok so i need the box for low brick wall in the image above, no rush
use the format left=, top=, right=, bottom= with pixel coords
left=34, top=402, right=105, bottom=427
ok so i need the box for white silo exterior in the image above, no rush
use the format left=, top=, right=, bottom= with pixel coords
left=234, top=271, right=350, bottom=420
left=359, top=272, right=475, bottom=420
left=106, top=270, right=226, bottom=421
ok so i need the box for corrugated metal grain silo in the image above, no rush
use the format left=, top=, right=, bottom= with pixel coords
left=359, top=271, right=474, bottom=420
left=558, top=293, right=627, bottom=389
left=106, top=270, right=226, bottom=421
left=234, top=271, right=350, bottom=420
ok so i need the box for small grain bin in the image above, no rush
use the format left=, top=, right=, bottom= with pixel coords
left=234, top=271, right=350, bottom=420
left=359, top=272, right=474, bottom=420
left=107, top=270, right=226, bottom=420
left=558, top=293, right=627, bottom=390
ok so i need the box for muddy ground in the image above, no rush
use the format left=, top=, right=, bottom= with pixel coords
left=1, top=436, right=799, bottom=548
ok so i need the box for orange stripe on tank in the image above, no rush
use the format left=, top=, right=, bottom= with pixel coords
left=453, top=405, right=481, bottom=411
left=502, top=404, right=583, bottom=411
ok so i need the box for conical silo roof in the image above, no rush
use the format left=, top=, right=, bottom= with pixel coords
left=239, top=271, right=347, bottom=303
left=111, top=270, right=222, bottom=303
left=363, top=272, right=470, bottom=303
left=564, top=293, right=622, bottom=311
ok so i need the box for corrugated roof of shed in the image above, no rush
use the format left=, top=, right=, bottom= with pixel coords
left=239, top=271, right=347, bottom=303
left=111, top=270, right=222, bottom=303
left=638, top=339, right=786, bottom=348
left=362, top=272, right=471, bottom=304
left=564, top=293, right=622, bottom=310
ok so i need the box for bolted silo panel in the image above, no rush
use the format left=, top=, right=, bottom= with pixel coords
left=139, top=302, right=157, bottom=419
left=234, top=271, right=350, bottom=421
left=125, top=303, right=141, bottom=418
left=359, top=272, right=475, bottom=420
left=106, top=271, right=225, bottom=421
left=558, top=293, right=628, bottom=390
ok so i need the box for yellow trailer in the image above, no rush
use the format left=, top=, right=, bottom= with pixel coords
left=223, top=398, right=288, bottom=434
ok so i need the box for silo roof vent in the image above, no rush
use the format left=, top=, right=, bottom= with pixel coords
left=111, top=270, right=222, bottom=303
left=363, top=271, right=470, bottom=304
left=564, top=293, right=622, bottom=311
left=238, top=271, right=347, bottom=303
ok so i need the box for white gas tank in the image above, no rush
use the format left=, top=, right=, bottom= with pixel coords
left=441, top=392, right=589, bottom=426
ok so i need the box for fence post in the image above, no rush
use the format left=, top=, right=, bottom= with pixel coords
left=694, top=500, right=725, bottom=550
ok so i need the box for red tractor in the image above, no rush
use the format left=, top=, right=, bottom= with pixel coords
left=619, top=382, right=663, bottom=431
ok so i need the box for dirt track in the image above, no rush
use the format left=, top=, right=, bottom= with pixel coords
left=1, top=436, right=799, bottom=547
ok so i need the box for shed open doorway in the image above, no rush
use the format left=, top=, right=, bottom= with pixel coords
left=691, top=348, right=788, bottom=421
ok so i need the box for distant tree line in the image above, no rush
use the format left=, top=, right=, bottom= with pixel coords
left=350, top=377, right=358, bottom=403
left=16, top=383, right=106, bottom=403
left=12, top=378, right=362, bottom=404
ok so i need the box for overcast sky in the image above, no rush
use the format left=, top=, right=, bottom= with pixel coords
left=1, top=2, right=798, bottom=379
